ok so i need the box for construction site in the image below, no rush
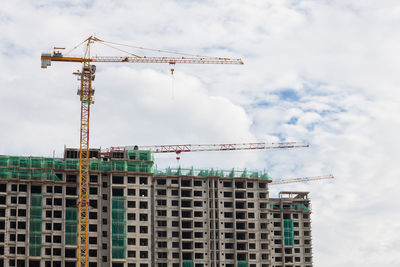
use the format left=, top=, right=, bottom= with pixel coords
left=0, top=36, right=331, bottom=267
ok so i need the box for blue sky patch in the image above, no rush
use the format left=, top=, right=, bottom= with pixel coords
left=287, top=117, right=298, bottom=125
left=275, top=89, right=300, bottom=102
left=2, top=42, right=28, bottom=58
left=254, top=100, right=270, bottom=107
left=270, top=132, right=286, bottom=141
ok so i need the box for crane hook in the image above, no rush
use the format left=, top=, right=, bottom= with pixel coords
left=176, top=151, right=181, bottom=162
left=169, top=62, right=175, bottom=75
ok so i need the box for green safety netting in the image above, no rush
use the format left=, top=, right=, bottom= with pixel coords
left=9, top=157, right=19, bottom=166
left=291, top=203, right=311, bottom=211
left=284, top=219, right=294, bottom=246
left=112, top=196, right=126, bottom=259
left=127, top=150, right=154, bottom=161
left=29, top=194, right=42, bottom=256
left=269, top=203, right=311, bottom=211
left=182, top=260, right=194, bottom=267
left=91, top=159, right=153, bottom=173
left=238, top=261, right=248, bottom=267
left=270, top=204, right=280, bottom=210
left=0, top=156, right=56, bottom=168
left=0, top=157, right=8, bottom=167
left=0, top=154, right=154, bottom=180
left=155, top=167, right=271, bottom=180
left=0, top=168, right=61, bottom=181
left=65, top=208, right=78, bottom=245
left=65, top=159, right=79, bottom=170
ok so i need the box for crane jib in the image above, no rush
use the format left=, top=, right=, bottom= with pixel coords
left=40, top=55, right=244, bottom=64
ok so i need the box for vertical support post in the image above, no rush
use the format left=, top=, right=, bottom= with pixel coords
left=211, top=177, right=217, bottom=267
left=78, top=39, right=93, bottom=267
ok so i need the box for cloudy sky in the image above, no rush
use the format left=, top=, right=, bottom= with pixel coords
left=1, top=0, right=400, bottom=266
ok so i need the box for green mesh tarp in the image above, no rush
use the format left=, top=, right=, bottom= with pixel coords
left=0, top=156, right=54, bottom=169
left=54, top=159, right=65, bottom=169
left=0, top=153, right=154, bottom=180
left=9, top=157, right=19, bottom=167
left=0, top=156, right=8, bottom=167
left=126, top=161, right=137, bottom=172
left=155, top=167, right=270, bottom=180
left=65, top=159, right=79, bottom=170
left=89, top=160, right=100, bottom=171
left=284, top=219, right=294, bottom=246
left=291, top=203, right=310, bottom=211
left=270, top=203, right=280, bottom=210
left=43, top=158, right=54, bottom=168
left=18, top=169, right=30, bottom=180
left=0, top=168, right=60, bottom=181
left=238, top=261, right=248, bottom=267
left=19, top=157, right=30, bottom=168
left=182, top=260, right=194, bottom=267
left=66, top=159, right=153, bottom=173
left=127, top=150, right=153, bottom=161
left=269, top=203, right=310, bottom=211
left=30, top=158, right=43, bottom=168
left=101, top=161, right=112, bottom=172
left=0, top=169, right=11, bottom=179
left=29, top=194, right=42, bottom=256
left=112, top=161, right=126, bottom=171
left=112, top=196, right=126, bottom=259
left=139, top=152, right=152, bottom=161
left=65, top=208, right=78, bottom=245
left=101, top=160, right=153, bottom=173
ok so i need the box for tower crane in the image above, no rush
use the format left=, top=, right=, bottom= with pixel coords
left=109, top=141, right=309, bottom=160
left=108, top=142, right=333, bottom=186
left=41, top=36, right=243, bottom=267
left=270, top=174, right=334, bottom=185
left=131, top=141, right=309, bottom=153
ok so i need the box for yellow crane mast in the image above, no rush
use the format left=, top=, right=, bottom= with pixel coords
left=41, top=36, right=243, bottom=267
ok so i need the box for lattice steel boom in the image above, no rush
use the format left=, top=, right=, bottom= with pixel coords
left=120, top=141, right=309, bottom=153
left=270, top=174, right=334, bottom=185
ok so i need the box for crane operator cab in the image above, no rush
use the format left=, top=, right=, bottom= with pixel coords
left=53, top=47, right=65, bottom=57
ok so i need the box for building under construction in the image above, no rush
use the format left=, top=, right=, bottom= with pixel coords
left=0, top=147, right=313, bottom=267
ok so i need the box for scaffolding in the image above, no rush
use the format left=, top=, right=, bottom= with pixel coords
left=270, top=203, right=311, bottom=211
left=0, top=168, right=61, bottom=181
left=71, top=159, right=153, bottom=173
left=65, top=208, right=78, bottom=245
left=0, top=156, right=57, bottom=168
left=66, top=158, right=153, bottom=173
left=291, top=203, right=311, bottom=211
left=112, top=196, right=127, bottom=259
left=155, top=167, right=271, bottom=180
left=127, top=149, right=154, bottom=161
left=0, top=155, right=154, bottom=181
left=29, top=194, right=42, bottom=256
left=284, top=219, right=294, bottom=246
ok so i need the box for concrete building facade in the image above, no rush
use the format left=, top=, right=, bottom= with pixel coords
left=0, top=148, right=312, bottom=267
left=269, top=192, right=313, bottom=267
